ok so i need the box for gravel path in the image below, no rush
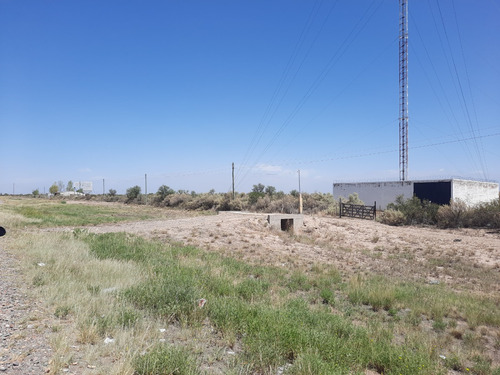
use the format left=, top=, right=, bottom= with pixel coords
left=0, top=246, right=52, bottom=374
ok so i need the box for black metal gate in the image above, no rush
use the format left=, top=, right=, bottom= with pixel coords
left=339, top=200, right=376, bottom=220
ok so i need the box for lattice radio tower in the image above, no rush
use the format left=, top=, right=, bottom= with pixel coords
left=399, top=0, right=409, bottom=181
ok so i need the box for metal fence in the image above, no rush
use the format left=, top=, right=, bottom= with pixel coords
left=339, top=200, right=376, bottom=220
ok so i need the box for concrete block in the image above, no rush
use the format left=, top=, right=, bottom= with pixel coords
left=267, top=214, right=304, bottom=232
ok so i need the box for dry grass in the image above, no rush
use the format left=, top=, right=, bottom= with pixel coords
left=2, top=198, right=500, bottom=374
left=8, top=231, right=147, bottom=374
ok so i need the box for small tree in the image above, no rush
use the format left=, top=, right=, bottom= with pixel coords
left=108, top=189, right=117, bottom=196
left=157, top=185, right=175, bottom=200
left=32, top=189, right=40, bottom=197
left=265, top=185, right=276, bottom=197
left=252, top=183, right=265, bottom=193
left=66, top=180, right=74, bottom=191
left=126, top=185, right=141, bottom=201
left=49, top=183, right=59, bottom=195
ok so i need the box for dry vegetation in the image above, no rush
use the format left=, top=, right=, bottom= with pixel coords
left=1, top=197, right=499, bottom=375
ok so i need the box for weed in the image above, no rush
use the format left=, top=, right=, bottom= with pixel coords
left=444, top=354, right=463, bottom=371
left=433, top=319, right=447, bottom=332
left=134, top=344, right=199, bottom=375
left=319, top=289, right=335, bottom=306
left=54, top=306, right=71, bottom=319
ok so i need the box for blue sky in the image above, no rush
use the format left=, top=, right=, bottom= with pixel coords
left=1, top=0, right=499, bottom=195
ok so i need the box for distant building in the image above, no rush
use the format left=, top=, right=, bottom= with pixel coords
left=74, top=181, right=93, bottom=194
left=60, top=191, right=85, bottom=197
left=333, top=179, right=499, bottom=210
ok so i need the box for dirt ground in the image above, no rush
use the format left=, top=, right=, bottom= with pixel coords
left=51, top=210, right=500, bottom=295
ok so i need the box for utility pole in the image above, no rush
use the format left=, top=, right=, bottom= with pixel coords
left=145, top=174, right=148, bottom=205
left=232, top=162, right=235, bottom=200
left=399, top=0, right=409, bottom=181
left=298, top=170, right=303, bottom=214
left=103, top=179, right=105, bottom=195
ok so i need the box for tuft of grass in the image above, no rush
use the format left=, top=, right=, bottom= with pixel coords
left=133, top=344, right=199, bottom=375
left=319, top=289, right=335, bottom=306
left=347, top=274, right=500, bottom=328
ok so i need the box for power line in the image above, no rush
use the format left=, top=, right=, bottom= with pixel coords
left=237, top=0, right=384, bottom=189
left=435, top=0, right=487, bottom=180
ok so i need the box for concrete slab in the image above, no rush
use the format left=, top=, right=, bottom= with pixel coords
left=267, top=214, right=304, bottom=232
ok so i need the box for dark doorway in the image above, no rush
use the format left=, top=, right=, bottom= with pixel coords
left=281, top=218, right=293, bottom=232
left=414, top=181, right=451, bottom=205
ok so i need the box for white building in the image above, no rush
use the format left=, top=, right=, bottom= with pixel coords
left=333, top=179, right=499, bottom=210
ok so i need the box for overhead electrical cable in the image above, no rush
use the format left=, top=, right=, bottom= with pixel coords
left=236, top=0, right=383, bottom=189
left=236, top=0, right=325, bottom=181
left=451, top=0, right=489, bottom=179
left=435, top=0, right=487, bottom=180
left=271, top=131, right=500, bottom=168
left=268, top=37, right=398, bottom=162
left=410, top=13, right=478, bottom=172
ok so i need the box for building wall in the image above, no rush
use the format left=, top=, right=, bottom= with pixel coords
left=333, top=181, right=414, bottom=210
left=451, top=179, right=499, bottom=206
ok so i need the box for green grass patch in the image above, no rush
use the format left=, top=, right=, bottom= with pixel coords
left=134, top=344, right=199, bottom=375
left=347, top=274, right=500, bottom=327
left=5, top=202, right=154, bottom=227
left=79, top=232, right=443, bottom=374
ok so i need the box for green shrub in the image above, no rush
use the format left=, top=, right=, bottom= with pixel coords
left=379, top=209, right=406, bottom=226
left=156, top=185, right=175, bottom=201
left=126, top=185, right=141, bottom=202
left=346, top=193, right=364, bottom=205
left=436, top=199, right=469, bottom=228
left=386, top=195, right=439, bottom=225
left=437, top=199, right=500, bottom=229
left=248, top=191, right=265, bottom=205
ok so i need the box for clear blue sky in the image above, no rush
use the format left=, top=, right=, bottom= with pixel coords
left=1, top=0, right=499, bottom=195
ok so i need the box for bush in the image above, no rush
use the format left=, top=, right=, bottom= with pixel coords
left=303, top=193, right=335, bottom=214
left=126, top=186, right=141, bottom=202
left=345, top=193, right=364, bottom=205
left=437, top=199, right=500, bottom=229
left=386, top=195, right=439, bottom=225
left=379, top=209, right=406, bottom=226
left=49, top=183, right=59, bottom=195
left=157, top=185, right=175, bottom=201
left=436, top=200, right=469, bottom=228
left=164, top=193, right=191, bottom=208
left=218, top=194, right=244, bottom=211
left=268, top=195, right=298, bottom=214
left=248, top=191, right=265, bottom=205
left=186, top=193, right=222, bottom=211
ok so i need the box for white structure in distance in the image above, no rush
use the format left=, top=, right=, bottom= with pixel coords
left=333, top=179, right=499, bottom=210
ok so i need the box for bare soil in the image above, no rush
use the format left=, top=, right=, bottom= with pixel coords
left=54, top=211, right=500, bottom=295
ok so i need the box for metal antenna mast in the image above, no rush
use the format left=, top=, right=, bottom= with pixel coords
left=399, top=0, right=409, bottom=181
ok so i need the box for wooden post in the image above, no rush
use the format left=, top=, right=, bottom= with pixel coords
left=145, top=174, right=148, bottom=205
left=339, top=198, right=342, bottom=218
left=232, top=162, right=235, bottom=200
